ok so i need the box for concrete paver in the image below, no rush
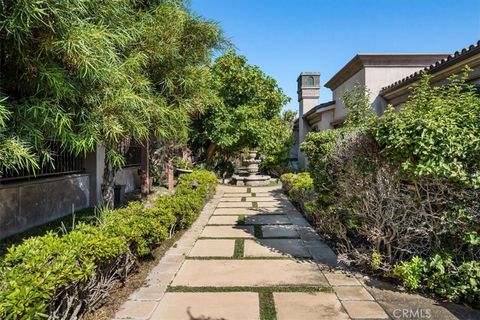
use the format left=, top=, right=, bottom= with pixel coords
left=115, top=185, right=479, bottom=320
left=217, top=201, right=254, bottom=208
left=325, top=273, right=362, bottom=286
left=334, top=286, right=375, bottom=301
left=342, top=301, right=389, bottom=319
left=208, top=215, right=240, bottom=225
left=213, top=207, right=293, bottom=215
left=274, top=292, right=350, bottom=320
left=188, top=239, right=235, bottom=257
left=245, top=214, right=291, bottom=225
left=151, top=292, right=260, bottom=320
left=244, top=239, right=311, bottom=257
left=262, top=225, right=299, bottom=238
left=200, top=225, right=254, bottom=238
left=171, top=259, right=328, bottom=287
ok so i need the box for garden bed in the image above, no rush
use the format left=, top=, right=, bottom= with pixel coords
left=0, top=170, right=217, bottom=319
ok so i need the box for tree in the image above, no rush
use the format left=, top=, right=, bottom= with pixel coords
left=0, top=0, right=225, bottom=202
left=198, top=51, right=290, bottom=164
left=342, top=82, right=374, bottom=128
left=137, top=1, right=225, bottom=190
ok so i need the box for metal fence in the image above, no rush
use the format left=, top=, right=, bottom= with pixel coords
left=0, top=141, right=85, bottom=183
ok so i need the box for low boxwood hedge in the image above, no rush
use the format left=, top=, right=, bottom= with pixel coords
left=0, top=170, right=217, bottom=319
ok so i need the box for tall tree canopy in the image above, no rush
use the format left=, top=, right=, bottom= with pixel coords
left=198, top=51, right=291, bottom=162
left=0, top=0, right=224, bottom=203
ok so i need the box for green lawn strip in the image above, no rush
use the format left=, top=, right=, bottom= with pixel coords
left=237, top=215, right=246, bottom=225
left=254, top=224, right=263, bottom=238
left=198, top=236, right=301, bottom=240
left=167, top=285, right=332, bottom=293
left=259, top=291, right=276, bottom=320
left=185, top=256, right=291, bottom=260
left=233, top=239, right=245, bottom=258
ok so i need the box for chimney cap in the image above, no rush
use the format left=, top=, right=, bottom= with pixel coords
left=297, top=72, right=320, bottom=92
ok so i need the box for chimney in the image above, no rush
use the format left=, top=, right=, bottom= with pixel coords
left=297, top=72, right=320, bottom=168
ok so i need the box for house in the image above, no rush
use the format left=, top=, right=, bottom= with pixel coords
left=293, top=41, right=480, bottom=168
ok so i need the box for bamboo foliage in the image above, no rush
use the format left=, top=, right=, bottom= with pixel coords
left=0, top=0, right=225, bottom=204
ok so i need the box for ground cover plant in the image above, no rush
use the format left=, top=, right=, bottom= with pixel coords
left=0, top=170, right=217, bottom=319
left=282, top=71, right=480, bottom=307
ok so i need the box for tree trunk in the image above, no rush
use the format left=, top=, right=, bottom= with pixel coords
left=102, top=160, right=116, bottom=209
left=140, top=139, right=150, bottom=197
left=167, top=142, right=174, bottom=191
left=206, top=143, right=217, bottom=164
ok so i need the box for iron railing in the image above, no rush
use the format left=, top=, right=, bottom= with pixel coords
left=0, top=141, right=85, bottom=183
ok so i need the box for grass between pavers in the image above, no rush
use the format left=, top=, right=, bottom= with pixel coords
left=247, top=187, right=252, bottom=193
left=259, top=291, right=276, bottom=320
left=241, top=196, right=246, bottom=202
left=167, top=285, right=333, bottom=293
left=234, top=239, right=244, bottom=258
left=185, top=256, right=291, bottom=260
left=254, top=224, right=263, bottom=238
left=252, top=201, right=258, bottom=208
left=237, top=215, right=246, bottom=225
left=251, top=192, right=256, bottom=197
left=198, top=236, right=301, bottom=240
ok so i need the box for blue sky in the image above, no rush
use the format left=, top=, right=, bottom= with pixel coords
left=190, top=0, right=480, bottom=111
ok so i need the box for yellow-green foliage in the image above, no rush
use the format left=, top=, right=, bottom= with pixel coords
left=394, top=256, right=425, bottom=289
left=374, top=69, right=480, bottom=188
left=0, top=170, right=217, bottom=319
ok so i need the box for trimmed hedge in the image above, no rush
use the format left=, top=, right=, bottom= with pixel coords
left=0, top=170, right=217, bottom=319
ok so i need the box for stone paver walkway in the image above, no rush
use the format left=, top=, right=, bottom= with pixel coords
left=114, top=185, right=480, bottom=320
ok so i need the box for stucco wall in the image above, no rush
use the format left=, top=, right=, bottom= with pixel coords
left=0, top=174, right=90, bottom=239
left=365, top=66, right=426, bottom=114
left=332, top=69, right=365, bottom=121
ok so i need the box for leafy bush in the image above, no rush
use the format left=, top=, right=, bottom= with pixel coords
left=374, top=69, right=480, bottom=188
left=394, top=256, right=426, bottom=289
left=280, top=172, right=313, bottom=197
left=394, top=254, right=480, bottom=307
left=291, top=71, right=480, bottom=307
left=0, top=170, right=217, bottom=319
left=300, top=128, right=346, bottom=191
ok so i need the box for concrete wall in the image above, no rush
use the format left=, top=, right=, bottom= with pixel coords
left=1, top=145, right=141, bottom=239
left=116, top=166, right=141, bottom=193
left=0, top=174, right=90, bottom=239
left=85, top=145, right=141, bottom=206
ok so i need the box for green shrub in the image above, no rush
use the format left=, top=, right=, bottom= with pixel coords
left=374, top=68, right=480, bottom=189
left=280, top=173, right=295, bottom=191
left=394, top=256, right=426, bottom=289
left=394, top=254, right=480, bottom=307
left=300, top=129, right=346, bottom=191
left=0, top=170, right=217, bottom=319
